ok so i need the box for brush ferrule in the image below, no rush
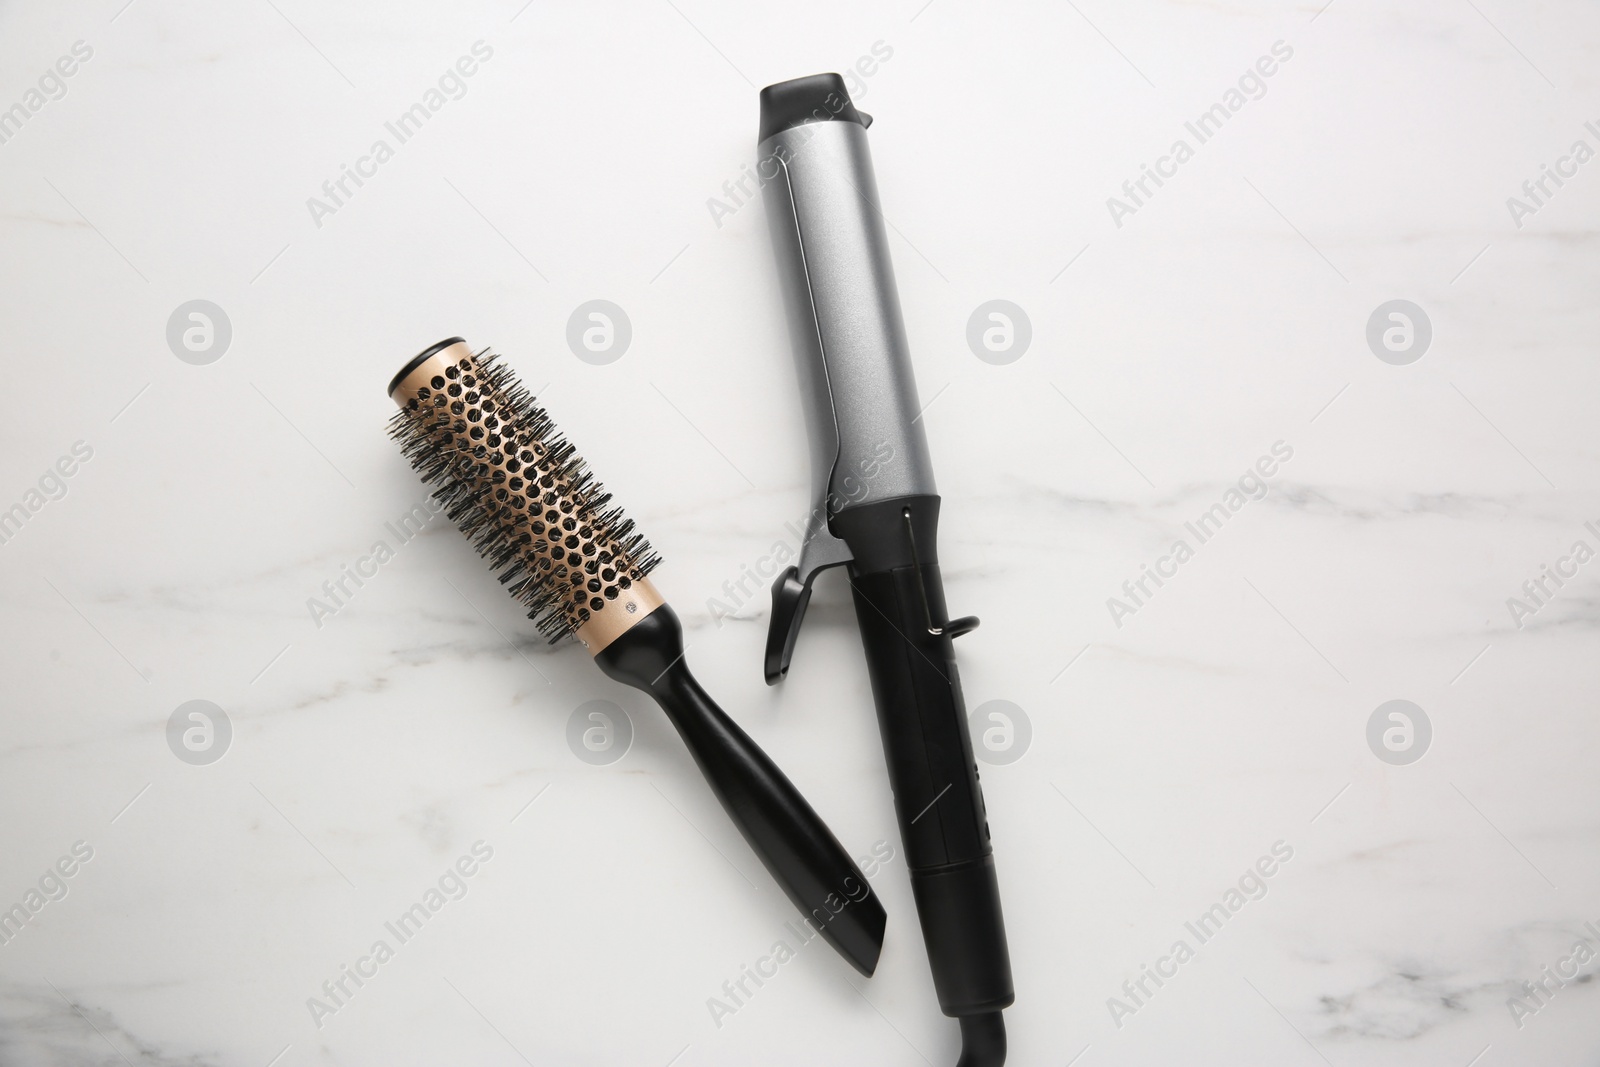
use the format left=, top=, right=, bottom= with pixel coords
left=576, top=577, right=664, bottom=655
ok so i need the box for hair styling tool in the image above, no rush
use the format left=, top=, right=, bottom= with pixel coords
left=757, top=76, right=1014, bottom=1064
left=387, top=337, right=886, bottom=976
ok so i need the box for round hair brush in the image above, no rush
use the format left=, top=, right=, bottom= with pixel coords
left=386, top=337, right=885, bottom=976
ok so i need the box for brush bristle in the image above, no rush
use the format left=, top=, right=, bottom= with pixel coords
left=388, top=346, right=660, bottom=642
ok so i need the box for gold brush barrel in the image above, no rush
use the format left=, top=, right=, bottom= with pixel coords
left=388, top=338, right=662, bottom=654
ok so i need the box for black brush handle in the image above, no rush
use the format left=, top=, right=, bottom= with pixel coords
left=835, top=497, right=1014, bottom=1026
left=594, top=604, right=886, bottom=977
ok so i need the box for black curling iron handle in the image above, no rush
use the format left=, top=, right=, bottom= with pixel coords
left=595, top=604, right=886, bottom=977
left=848, top=560, right=1014, bottom=1017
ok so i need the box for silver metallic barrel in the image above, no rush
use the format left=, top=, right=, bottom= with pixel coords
left=760, top=104, right=936, bottom=514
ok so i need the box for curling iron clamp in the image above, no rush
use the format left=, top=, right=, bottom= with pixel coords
left=757, top=75, right=1014, bottom=1065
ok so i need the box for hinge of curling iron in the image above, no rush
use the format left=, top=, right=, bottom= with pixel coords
left=901, top=506, right=979, bottom=639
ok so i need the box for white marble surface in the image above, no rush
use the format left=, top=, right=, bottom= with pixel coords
left=2, top=1, right=1598, bottom=1064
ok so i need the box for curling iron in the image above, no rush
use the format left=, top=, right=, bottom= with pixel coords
left=757, top=74, right=1015, bottom=1066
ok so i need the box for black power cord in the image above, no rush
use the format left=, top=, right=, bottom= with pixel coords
left=956, top=1012, right=1006, bottom=1066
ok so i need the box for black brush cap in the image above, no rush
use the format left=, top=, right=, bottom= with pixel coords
left=388, top=336, right=465, bottom=397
